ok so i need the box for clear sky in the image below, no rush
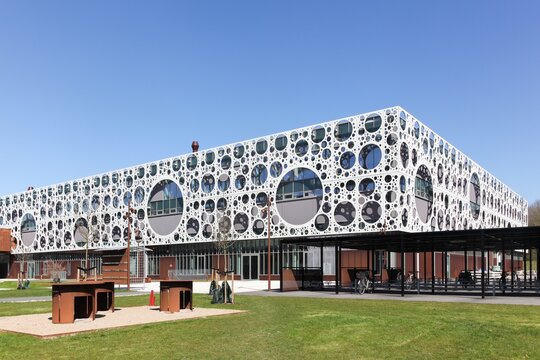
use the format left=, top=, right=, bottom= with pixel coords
left=0, top=1, right=539, bottom=203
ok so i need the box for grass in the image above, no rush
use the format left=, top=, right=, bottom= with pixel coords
left=0, top=280, right=131, bottom=299
left=0, top=280, right=53, bottom=299
left=0, top=293, right=539, bottom=359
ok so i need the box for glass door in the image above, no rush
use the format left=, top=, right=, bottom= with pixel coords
left=242, top=254, right=259, bottom=280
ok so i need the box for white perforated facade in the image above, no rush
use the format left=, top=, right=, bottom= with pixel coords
left=0, top=106, right=528, bottom=256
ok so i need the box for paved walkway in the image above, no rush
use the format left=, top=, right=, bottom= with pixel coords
left=0, top=306, right=245, bottom=338
left=248, top=289, right=540, bottom=306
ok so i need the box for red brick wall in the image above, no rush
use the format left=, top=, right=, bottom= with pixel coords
left=0, top=229, right=12, bottom=253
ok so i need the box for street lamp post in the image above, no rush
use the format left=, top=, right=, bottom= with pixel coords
left=124, top=202, right=136, bottom=291
left=264, top=197, right=272, bottom=292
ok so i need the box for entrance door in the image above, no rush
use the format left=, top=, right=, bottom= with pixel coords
left=242, top=255, right=258, bottom=280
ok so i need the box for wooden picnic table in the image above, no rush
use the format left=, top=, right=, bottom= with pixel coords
left=160, top=280, right=193, bottom=313
left=51, top=281, right=115, bottom=324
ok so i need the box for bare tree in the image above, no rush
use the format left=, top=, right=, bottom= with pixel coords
left=74, top=213, right=101, bottom=280
left=528, top=200, right=540, bottom=270
left=215, top=214, right=234, bottom=303
left=528, top=200, right=540, bottom=226
left=44, top=259, right=66, bottom=283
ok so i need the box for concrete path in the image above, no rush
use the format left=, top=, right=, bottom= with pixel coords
left=248, top=289, right=540, bottom=306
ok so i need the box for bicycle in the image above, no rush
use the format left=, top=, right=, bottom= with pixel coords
left=405, top=272, right=416, bottom=290
left=354, top=271, right=372, bottom=295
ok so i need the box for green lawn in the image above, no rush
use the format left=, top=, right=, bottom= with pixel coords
left=0, top=280, right=52, bottom=299
left=0, top=293, right=539, bottom=359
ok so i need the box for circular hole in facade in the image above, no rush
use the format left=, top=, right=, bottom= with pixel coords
left=134, top=186, right=145, bottom=204
left=112, top=226, right=121, bottom=242
left=256, top=139, right=268, bottom=154
left=234, top=144, right=245, bottom=158
left=270, top=162, right=282, bottom=178
left=221, top=155, right=231, bottom=170
left=400, top=111, right=407, bottom=130
left=92, top=196, right=100, bottom=211
left=202, top=224, right=212, bottom=238
left=256, top=192, right=268, bottom=207
left=253, top=219, right=264, bottom=235
left=218, top=174, right=230, bottom=192
left=123, top=192, right=132, bottom=206
left=56, top=201, right=63, bottom=216
left=217, top=198, right=227, bottom=211
left=233, top=213, right=249, bottom=234
left=205, top=199, right=215, bottom=213
left=295, top=140, right=308, bottom=156
left=189, top=179, right=199, bottom=193
left=386, top=191, right=397, bottom=203
left=334, top=120, right=352, bottom=141
left=205, top=152, right=215, bottom=165
left=359, top=178, right=375, bottom=196
left=334, top=201, right=356, bottom=226
left=469, top=173, right=481, bottom=220
left=187, top=155, right=197, bottom=170
left=137, top=209, right=145, bottom=220
left=201, top=175, right=215, bottom=193
left=340, top=151, right=355, bottom=170
left=275, top=135, right=287, bottom=151
left=276, top=168, right=323, bottom=225
left=187, top=218, right=199, bottom=236
left=415, top=165, right=433, bottom=224
left=62, top=231, right=71, bottom=246
left=74, top=218, right=89, bottom=247
left=251, top=165, right=268, bottom=186
left=147, top=179, right=184, bottom=236
left=20, top=213, right=36, bottom=247
left=311, top=126, right=325, bottom=143
left=314, top=214, right=329, bottom=231
left=359, top=144, right=382, bottom=170
left=365, top=114, right=382, bottom=132
left=387, top=133, right=398, bottom=145
left=361, top=201, right=381, bottom=223
left=235, top=175, right=246, bottom=190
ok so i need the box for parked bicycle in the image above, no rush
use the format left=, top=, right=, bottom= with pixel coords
left=396, top=271, right=416, bottom=290
left=457, top=270, right=474, bottom=289
left=354, top=270, right=372, bottom=295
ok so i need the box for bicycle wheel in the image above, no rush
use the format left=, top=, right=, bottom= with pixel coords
left=359, top=278, right=367, bottom=295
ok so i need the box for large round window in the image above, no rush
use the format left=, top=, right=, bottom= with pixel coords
left=414, top=165, right=433, bottom=224
left=469, top=173, right=481, bottom=220
left=20, top=213, right=36, bottom=247
left=276, top=168, right=323, bottom=225
left=147, top=179, right=184, bottom=236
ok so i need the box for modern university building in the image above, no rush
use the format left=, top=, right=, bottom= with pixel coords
left=0, top=106, right=533, bottom=294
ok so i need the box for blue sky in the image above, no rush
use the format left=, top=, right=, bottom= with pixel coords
left=0, top=1, right=539, bottom=202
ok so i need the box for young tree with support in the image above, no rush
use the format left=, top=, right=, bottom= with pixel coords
left=215, top=214, right=234, bottom=304
left=74, top=214, right=100, bottom=281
